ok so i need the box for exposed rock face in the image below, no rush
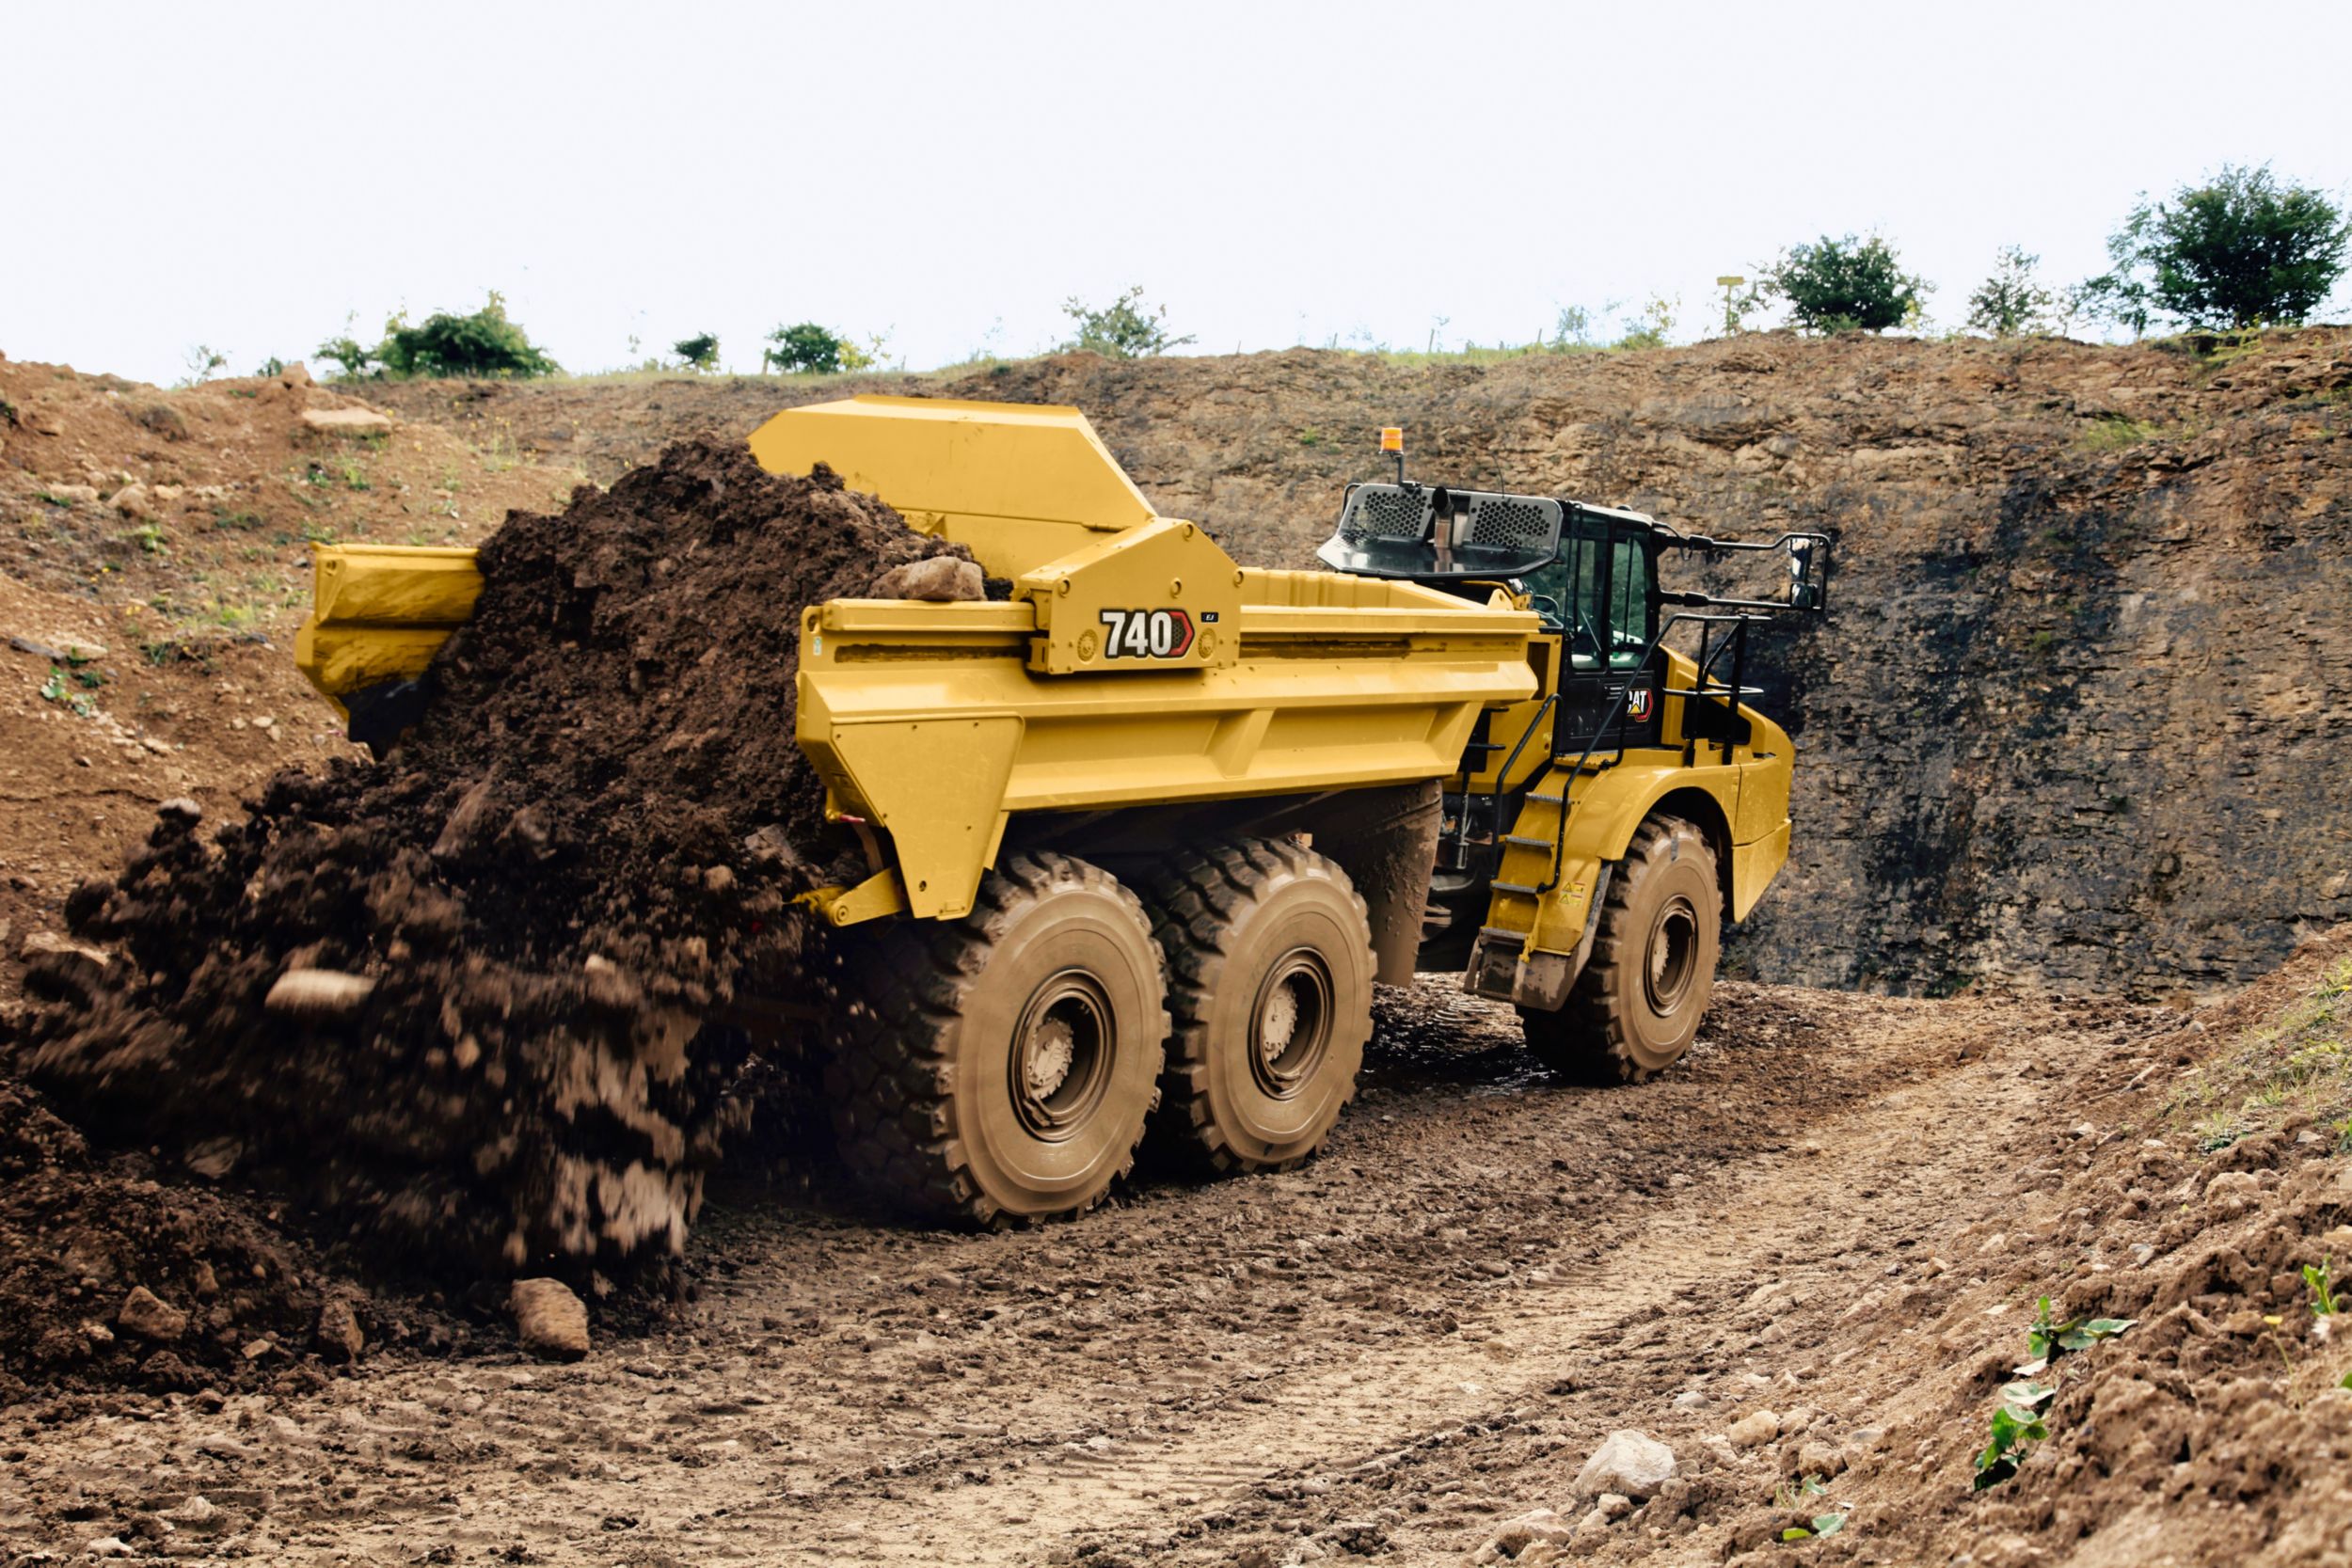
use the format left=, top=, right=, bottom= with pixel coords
left=950, top=334, right=2352, bottom=999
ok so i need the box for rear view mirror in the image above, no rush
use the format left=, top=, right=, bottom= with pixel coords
left=1787, top=538, right=1821, bottom=610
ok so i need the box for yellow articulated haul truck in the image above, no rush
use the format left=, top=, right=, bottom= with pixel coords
left=297, top=397, right=1827, bottom=1226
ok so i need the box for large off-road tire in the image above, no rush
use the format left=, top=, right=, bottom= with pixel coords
left=1520, top=815, right=1720, bottom=1085
left=1142, top=837, right=1375, bottom=1173
left=827, top=851, right=1167, bottom=1227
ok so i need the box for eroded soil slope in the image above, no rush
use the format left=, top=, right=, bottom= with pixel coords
left=370, top=332, right=2352, bottom=997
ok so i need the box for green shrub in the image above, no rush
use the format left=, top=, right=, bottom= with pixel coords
left=1613, top=294, right=1677, bottom=350
left=673, top=333, right=721, bottom=372
left=2083, top=165, right=2350, bottom=334
left=762, top=323, right=871, bottom=375
left=1761, top=234, right=1928, bottom=334
left=374, top=293, right=558, bottom=379
left=315, top=333, right=374, bottom=380
left=1060, top=286, right=1196, bottom=358
left=1968, top=247, right=2058, bottom=338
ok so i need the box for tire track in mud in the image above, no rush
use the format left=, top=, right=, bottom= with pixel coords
left=738, top=998, right=2106, bottom=1564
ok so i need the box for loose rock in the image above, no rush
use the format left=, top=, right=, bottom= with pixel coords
left=870, top=554, right=984, bottom=601
left=1573, top=1429, right=1677, bottom=1498
left=116, top=1286, right=186, bottom=1342
left=511, top=1277, right=590, bottom=1359
left=1728, top=1408, right=1781, bottom=1448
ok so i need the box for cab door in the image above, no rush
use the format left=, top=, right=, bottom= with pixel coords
left=1548, top=515, right=1661, bottom=760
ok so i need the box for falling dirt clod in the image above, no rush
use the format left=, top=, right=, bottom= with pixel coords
left=21, top=441, right=966, bottom=1276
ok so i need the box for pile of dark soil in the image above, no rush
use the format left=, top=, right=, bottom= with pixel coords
left=0, top=1070, right=378, bottom=1402
left=19, top=441, right=961, bottom=1279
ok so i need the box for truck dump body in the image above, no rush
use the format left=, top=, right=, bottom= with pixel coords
left=296, top=398, right=1538, bottom=926
left=801, top=569, right=1535, bottom=919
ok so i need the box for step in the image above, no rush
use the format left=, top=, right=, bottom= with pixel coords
left=1491, top=880, right=1542, bottom=896
left=1502, top=833, right=1553, bottom=849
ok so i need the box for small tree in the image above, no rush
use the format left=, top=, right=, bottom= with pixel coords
left=1761, top=234, right=1928, bottom=334
left=374, top=293, right=558, bottom=379
left=673, top=333, right=721, bottom=372
left=2082, top=164, right=2349, bottom=333
left=763, top=323, right=851, bottom=374
left=1060, top=287, right=1196, bottom=358
left=182, top=344, right=228, bottom=384
left=1967, top=246, right=2058, bottom=338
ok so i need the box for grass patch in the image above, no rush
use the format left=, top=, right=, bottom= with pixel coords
left=2076, top=413, right=2159, bottom=452
left=2166, top=954, right=2352, bottom=1148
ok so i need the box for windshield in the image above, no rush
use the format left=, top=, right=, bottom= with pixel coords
left=1523, top=533, right=1650, bottom=671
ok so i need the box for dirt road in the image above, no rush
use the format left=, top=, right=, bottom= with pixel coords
left=5, top=976, right=2207, bottom=1567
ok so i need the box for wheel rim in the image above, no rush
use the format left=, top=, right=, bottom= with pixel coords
left=1009, top=970, right=1115, bottom=1141
left=1248, top=948, right=1334, bottom=1100
left=1645, top=895, right=1700, bottom=1016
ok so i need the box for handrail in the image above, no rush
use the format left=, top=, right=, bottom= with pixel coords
left=1448, top=692, right=1558, bottom=868
left=1534, top=607, right=1763, bottom=895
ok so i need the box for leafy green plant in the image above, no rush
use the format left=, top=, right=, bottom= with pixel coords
left=2027, top=1297, right=2137, bottom=1363
left=673, top=332, right=721, bottom=372
left=2307, top=1259, right=2341, bottom=1317
left=182, top=344, right=229, bottom=385
left=1760, top=234, right=1928, bottom=334
left=2082, top=165, right=2350, bottom=334
left=1613, top=294, right=1678, bottom=351
left=1968, top=247, right=2058, bottom=338
left=1973, top=1380, right=2056, bottom=1491
left=1782, top=1513, right=1846, bottom=1543
left=316, top=328, right=374, bottom=380
left=374, top=293, right=558, bottom=379
left=763, top=322, right=860, bottom=374
left=39, top=666, right=97, bottom=719
left=127, top=524, right=167, bottom=556
left=1060, top=286, right=1197, bottom=358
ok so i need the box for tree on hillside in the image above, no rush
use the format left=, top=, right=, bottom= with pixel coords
left=1060, top=287, right=1196, bottom=358
left=375, top=293, right=559, bottom=379
left=762, top=323, right=878, bottom=375
left=1966, top=247, right=2059, bottom=338
left=1760, top=234, right=1928, bottom=334
left=2082, top=165, right=2350, bottom=334
left=673, top=333, right=721, bottom=372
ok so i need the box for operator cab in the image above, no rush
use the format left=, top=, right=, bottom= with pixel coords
left=1318, top=481, right=1669, bottom=753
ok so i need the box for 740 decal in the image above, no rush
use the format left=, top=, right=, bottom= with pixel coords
left=1097, top=607, right=1197, bottom=659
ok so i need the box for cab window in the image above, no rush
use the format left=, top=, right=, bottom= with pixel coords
left=1524, top=533, right=1651, bottom=672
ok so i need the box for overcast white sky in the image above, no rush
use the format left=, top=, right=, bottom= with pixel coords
left=6, top=0, right=2350, bottom=384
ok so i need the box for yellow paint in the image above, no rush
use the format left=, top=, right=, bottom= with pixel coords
left=796, top=867, right=912, bottom=928
left=745, top=396, right=1155, bottom=580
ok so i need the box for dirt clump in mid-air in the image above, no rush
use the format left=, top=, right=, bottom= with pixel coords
left=19, top=440, right=963, bottom=1281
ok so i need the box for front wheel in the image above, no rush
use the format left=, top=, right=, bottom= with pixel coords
left=1520, top=815, right=1720, bottom=1085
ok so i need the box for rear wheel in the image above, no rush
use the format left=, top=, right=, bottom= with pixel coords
left=1520, top=815, right=1720, bottom=1085
left=827, top=851, right=1167, bottom=1226
left=1143, top=838, right=1375, bottom=1173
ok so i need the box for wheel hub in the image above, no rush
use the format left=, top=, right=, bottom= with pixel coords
left=1009, top=971, right=1114, bottom=1141
left=1645, top=896, right=1699, bottom=1015
left=1248, top=950, right=1334, bottom=1100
